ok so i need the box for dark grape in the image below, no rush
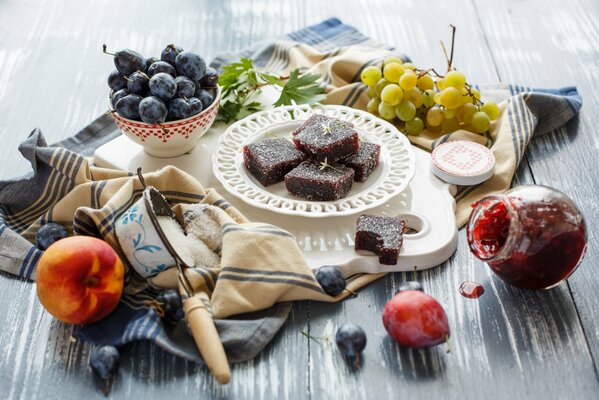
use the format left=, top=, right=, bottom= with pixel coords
left=175, top=51, right=206, bottom=81
left=315, top=265, right=346, bottom=296
left=199, top=67, right=218, bottom=88
left=149, top=73, right=177, bottom=101
left=161, top=44, right=183, bottom=65
left=126, top=71, right=150, bottom=96
left=90, top=345, right=120, bottom=380
left=167, top=98, right=192, bottom=120
left=155, top=289, right=184, bottom=323
left=335, top=324, right=367, bottom=367
left=148, top=61, right=176, bottom=78
left=145, top=56, right=159, bottom=70
left=104, top=46, right=146, bottom=75
left=188, top=97, right=203, bottom=115
left=107, top=70, right=127, bottom=91
left=195, top=88, right=214, bottom=109
left=174, top=76, right=196, bottom=99
left=35, top=223, right=68, bottom=250
left=139, top=96, right=167, bottom=124
left=111, top=89, right=129, bottom=107
left=115, top=94, right=143, bottom=120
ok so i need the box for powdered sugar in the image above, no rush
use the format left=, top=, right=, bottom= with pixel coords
left=156, top=215, right=219, bottom=268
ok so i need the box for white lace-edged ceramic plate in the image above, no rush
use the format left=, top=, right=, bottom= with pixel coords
left=212, top=104, right=416, bottom=218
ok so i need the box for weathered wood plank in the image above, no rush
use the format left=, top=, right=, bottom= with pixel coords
left=473, top=0, right=599, bottom=380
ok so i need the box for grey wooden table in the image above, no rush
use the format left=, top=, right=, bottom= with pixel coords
left=1, top=0, right=598, bottom=399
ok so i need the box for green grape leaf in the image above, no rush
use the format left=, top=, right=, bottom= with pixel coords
left=273, top=69, right=326, bottom=107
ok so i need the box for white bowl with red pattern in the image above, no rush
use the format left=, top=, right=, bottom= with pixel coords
left=111, top=86, right=221, bottom=158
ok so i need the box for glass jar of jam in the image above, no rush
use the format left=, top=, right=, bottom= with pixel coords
left=466, top=185, right=587, bottom=290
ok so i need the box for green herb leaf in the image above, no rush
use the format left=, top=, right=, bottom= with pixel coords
left=273, top=69, right=326, bottom=107
left=217, top=58, right=326, bottom=123
left=218, top=57, right=254, bottom=88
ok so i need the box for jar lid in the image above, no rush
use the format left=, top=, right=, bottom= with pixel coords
left=431, top=141, right=495, bottom=185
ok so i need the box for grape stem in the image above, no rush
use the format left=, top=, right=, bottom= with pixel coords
left=463, top=84, right=484, bottom=107
left=102, top=44, right=115, bottom=57
left=440, top=25, right=457, bottom=72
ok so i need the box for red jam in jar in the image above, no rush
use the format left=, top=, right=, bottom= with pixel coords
left=467, top=185, right=587, bottom=290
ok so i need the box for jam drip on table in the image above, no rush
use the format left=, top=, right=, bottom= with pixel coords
left=459, top=281, right=485, bottom=299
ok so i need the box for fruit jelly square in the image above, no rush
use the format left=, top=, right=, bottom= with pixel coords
left=341, top=142, right=381, bottom=182
left=355, top=215, right=405, bottom=265
left=284, top=160, right=355, bottom=201
left=292, top=114, right=359, bottom=162
left=243, top=138, right=306, bottom=186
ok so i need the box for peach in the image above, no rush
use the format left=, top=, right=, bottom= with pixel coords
left=36, top=236, right=125, bottom=324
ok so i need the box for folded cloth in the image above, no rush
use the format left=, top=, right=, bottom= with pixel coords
left=212, top=18, right=582, bottom=227
left=0, top=129, right=381, bottom=363
left=0, top=18, right=582, bottom=364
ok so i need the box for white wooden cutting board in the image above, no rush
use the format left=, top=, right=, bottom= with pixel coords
left=93, top=125, right=458, bottom=273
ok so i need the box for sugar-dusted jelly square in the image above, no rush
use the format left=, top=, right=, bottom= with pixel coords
left=355, top=215, right=405, bottom=265
left=340, top=142, right=380, bottom=182
left=284, top=160, right=355, bottom=201
left=292, top=114, right=359, bottom=162
left=243, top=138, right=307, bottom=186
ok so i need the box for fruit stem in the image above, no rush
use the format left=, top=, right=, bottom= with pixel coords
left=445, top=333, right=451, bottom=354
left=159, top=124, right=169, bottom=135
left=145, top=299, right=166, bottom=318
left=448, top=24, right=456, bottom=71
left=102, top=44, right=115, bottom=57
left=463, top=84, right=484, bottom=106
left=352, top=354, right=361, bottom=369
left=300, top=331, right=322, bottom=344
left=83, top=276, right=99, bottom=287
left=103, top=378, right=111, bottom=397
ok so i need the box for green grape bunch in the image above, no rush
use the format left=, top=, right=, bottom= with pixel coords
left=360, top=27, right=499, bottom=136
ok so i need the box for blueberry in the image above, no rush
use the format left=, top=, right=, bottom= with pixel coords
left=35, top=223, right=68, bottom=250
left=335, top=323, right=367, bottom=367
left=148, top=61, right=177, bottom=78
left=126, top=71, right=150, bottom=96
left=111, top=89, right=129, bottom=107
left=161, top=44, right=184, bottom=65
left=115, top=94, right=143, bottom=120
left=167, top=98, right=192, bottom=121
left=175, top=51, right=206, bottom=81
left=149, top=72, right=177, bottom=101
left=139, top=96, right=167, bottom=124
left=90, top=345, right=120, bottom=380
left=103, top=46, right=146, bottom=75
left=188, top=97, right=203, bottom=115
left=199, top=67, right=219, bottom=88
left=396, top=281, right=423, bottom=294
left=315, top=265, right=346, bottom=296
left=107, top=70, right=127, bottom=91
left=155, top=289, right=184, bottom=323
left=145, top=56, right=159, bottom=70
left=195, top=88, right=215, bottom=109
left=174, top=76, right=196, bottom=99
